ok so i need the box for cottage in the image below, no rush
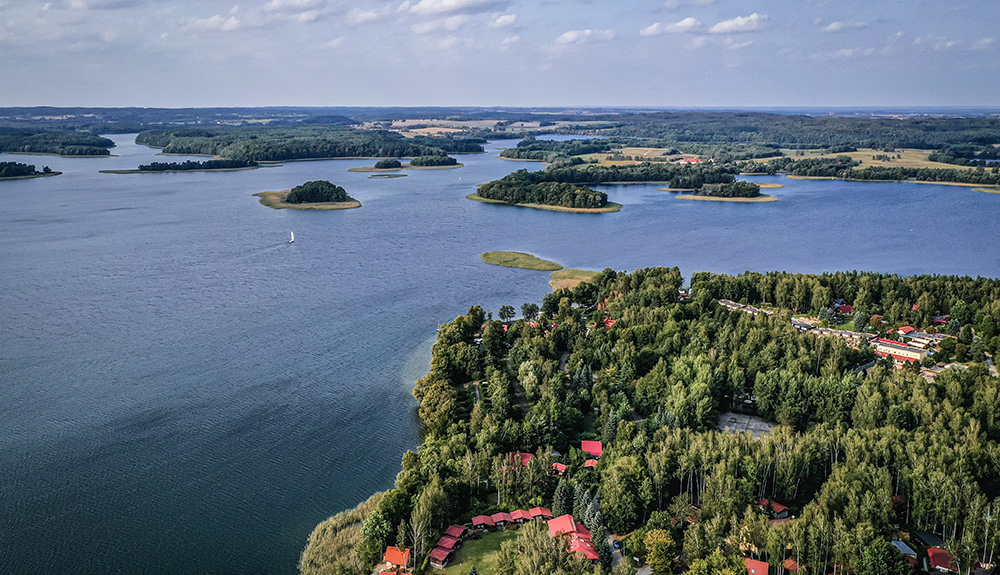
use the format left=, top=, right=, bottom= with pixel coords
left=435, top=535, right=460, bottom=551
left=529, top=506, right=553, bottom=520
left=444, top=524, right=468, bottom=541
left=552, top=462, right=567, bottom=476
left=428, top=546, right=454, bottom=570
left=471, top=515, right=495, bottom=530
left=511, top=509, right=531, bottom=524
left=758, top=499, right=790, bottom=519
left=745, top=558, right=769, bottom=575
left=491, top=512, right=514, bottom=527
left=547, top=514, right=599, bottom=563
left=581, top=440, right=603, bottom=458
left=891, top=540, right=918, bottom=567
left=382, top=546, right=411, bottom=570
left=584, top=459, right=599, bottom=470
left=928, top=547, right=958, bottom=572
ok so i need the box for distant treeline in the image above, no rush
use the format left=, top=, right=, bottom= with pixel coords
left=284, top=180, right=353, bottom=204
left=137, top=159, right=258, bottom=171
left=928, top=144, right=1000, bottom=167
left=0, top=161, right=53, bottom=177
left=766, top=156, right=862, bottom=177
left=409, top=155, right=458, bottom=167
left=530, top=162, right=738, bottom=188
left=0, top=130, right=114, bottom=156
left=134, top=126, right=483, bottom=162
left=844, top=166, right=1000, bottom=185
left=499, top=136, right=615, bottom=162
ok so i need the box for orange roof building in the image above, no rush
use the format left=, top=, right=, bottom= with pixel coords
left=382, top=546, right=410, bottom=567
left=581, top=440, right=603, bottom=458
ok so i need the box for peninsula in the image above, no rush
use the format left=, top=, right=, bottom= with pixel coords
left=0, top=161, right=60, bottom=179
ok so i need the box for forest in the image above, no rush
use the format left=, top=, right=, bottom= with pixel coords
left=284, top=180, right=353, bottom=204
left=133, top=126, right=484, bottom=162
left=0, top=129, right=114, bottom=156
left=0, top=161, right=53, bottom=178
left=410, top=155, right=459, bottom=167
left=136, top=159, right=258, bottom=171
left=301, top=268, right=1000, bottom=575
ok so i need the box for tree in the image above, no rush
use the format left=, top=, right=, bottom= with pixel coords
left=499, top=305, right=516, bottom=323
left=856, top=540, right=911, bottom=575
left=687, top=548, right=746, bottom=575
left=645, top=529, right=678, bottom=575
left=522, top=302, right=540, bottom=321
left=553, top=478, right=574, bottom=517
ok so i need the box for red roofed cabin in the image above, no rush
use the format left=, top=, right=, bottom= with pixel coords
left=444, top=524, right=468, bottom=541
left=837, top=304, right=853, bottom=314
left=584, top=459, right=599, bottom=470
left=428, top=546, right=454, bottom=569
left=759, top=499, right=790, bottom=519
left=529, top=506, right=553, bottom=520
left=581, top=440, right=603, bottom=458
left=547, top=514, right=599, bottom=563
left=745, top=558, right=769, bottom=575
left=490, top=512, right=514, bottom=528
left=511, top=509, right=531, bottom=524
left=435, top=535, right=460, bottom=550
left=471, top=515, right=495, bottom=530
left=512, top=452, right=533, bottom=467
left=928, top=547, right=958, bottom=572
left=382, top=546, right=411, bottom=569
left=551, top=462, right=567, bottom=476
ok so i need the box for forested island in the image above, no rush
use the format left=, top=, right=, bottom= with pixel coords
left=101, top=159, right=259, bottom=174
left=0, top=130, right=114, bottom=156
left=0, top=161, right=59, bottom=179
left=302, top=267, right=1000, bottom=575
left=255, top=180, right=360, bottom=210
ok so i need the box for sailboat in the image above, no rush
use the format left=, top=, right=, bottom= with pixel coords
left=289, top=231, right=294, bottom=244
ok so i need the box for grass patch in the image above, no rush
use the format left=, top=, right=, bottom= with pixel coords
left=770, top=148, right=972, bottom=171
left=439, top=530, right=520, bottom=575
left=466, top=194, right=622, bottom=213
left=254, top=190, right=361, bottom=210
left=973, top=187, right=1000, bottom=195
left=481, top=251, right=563, bottom=271
left=550, top=269, right=599, bottom=291
left=676, top=194, right=778, bottom=203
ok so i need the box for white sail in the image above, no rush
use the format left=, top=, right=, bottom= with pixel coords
left=289, top=231, right=294, bottom=243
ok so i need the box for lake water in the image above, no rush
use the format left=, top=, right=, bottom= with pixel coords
left=1, top=135, right=998, bottom=575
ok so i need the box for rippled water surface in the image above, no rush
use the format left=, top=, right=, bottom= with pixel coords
left=1, top=135, right=998, bottom=574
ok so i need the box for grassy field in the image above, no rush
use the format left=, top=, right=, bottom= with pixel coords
left=549, top=269, right=599, bottom=291
left=254, top=190, right=361, bottom=210
left=676, top=194, right=778, bottom=203
left=581, top=146, right=691, bottom=166
left=439, top=530, right=519, bottom=575
left=481, top=251, right=563, bottom=271
left=774, top=148, right=973, bottom=171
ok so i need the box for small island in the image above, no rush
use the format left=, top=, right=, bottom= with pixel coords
left=676, top=180, right=778, bottom=202
left=255, top=180, right=361, bottom=210
left=481, top=251, right=563, bottom=271
left=0, top=161, right=60, bottom=180
left=101, top=159, right=259, bottom=174
left=348, top=156, right=463, bottom=172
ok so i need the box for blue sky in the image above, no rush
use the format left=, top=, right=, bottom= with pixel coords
left=1, top=0, right=997, bottom=107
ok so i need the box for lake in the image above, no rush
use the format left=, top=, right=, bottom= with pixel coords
left=1, top=135, right=998, bottom=574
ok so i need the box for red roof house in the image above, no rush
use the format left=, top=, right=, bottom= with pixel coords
left=569, top=538, right=600, bottom=560
left=491, top=512, right=513, bottom=526
left=898, top=326, right=916, bottom=335
left=511, top=452, right=533, bottom=467
left=444, top=525, right=468, bottom=540
left=928, top=547, right=958, bottom=572
left=759, top=499, right=790, bottom=519
left=511, top=509, right=531, bottom=523
left=745, top=558, right=769, bottom=575
left=837, top=305, right=853, bottom=314
left=604, top=318, right=617, bottom=329
left=435, top=535, right=460, bottom=550
left=428, top=547, right=454, bottom=569
left=581, top=440, right=603, bottom=458
left=383, top=546, right=411, bottom=567
left=547, top=514, right=579, bottom=537
left=584, top=459, right=599, bottom=470
left=471, top=515, right=495, bottom=529
left=529, top=506, right=553, bottom=520
left=783, top=558, right=799, bottom=573
left=551, top=462, right=567, bottom=476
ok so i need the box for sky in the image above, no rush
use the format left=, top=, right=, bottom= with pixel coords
left=1, top=0, right=998, bottom=108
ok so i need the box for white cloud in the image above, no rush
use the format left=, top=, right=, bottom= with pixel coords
left=724, top=37, right=752, bottom=50
left=822, top=20, right=866, bottom=33
left=182, top=13, right=240, bottom=32
left=321, top=36, right=343, bottom=49
left=263, top=0, right=323, bottom=11
left=555, top=28, right=615, bottom=45
left=640, top=17, right=699, bottom=36
left=709, top=13, right=766, bottom=34
left=502, top=34, right=519, bottom=46
left=346, top=8, right=379, bottom=25
left=971, top=37, right=996, bottom=51
left=408, top=0, right=507, bottom=15
left=488, top=14, right=515, bottom=28
left=412, top=14, right=468, bottom=33
left=914, top=35, right=957, bottom=51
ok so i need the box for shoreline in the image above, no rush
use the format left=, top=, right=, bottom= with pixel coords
left=676, top=194, right=778, bottom=203
left=481, top=251, right=563, bottom=271
left=254, top=190, right=361, bottom=210
left=466, top=193, right=622, bottom=213
left=10, top=151, right=116, bottom=158
left=101, top=166, right=260, bottom=174
left=0, top=171, right=63, bottom=180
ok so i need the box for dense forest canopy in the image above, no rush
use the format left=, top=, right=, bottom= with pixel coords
left=284, top=180, right=353, bottom=204
left=303, top=267, right=1000, bottom=575
left=0, top=129, right=114, bottom=156
left=136, top=159, right=257, bottom=171
left=409, top=155, right=459, bottom=167
left=0, top=161, right=53, bottom=177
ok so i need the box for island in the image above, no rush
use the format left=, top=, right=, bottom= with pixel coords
left=348, top=156, right=463, bottom=172
left=301, top=266, right=1000, bottom=575
left=254, top=180, right=360, bottom=210
left=0, top=161, right=60, bottom=179
left=0, top=130, right=114, bottom=156
left=480, top=251, right=563, bottom=271
left=100, top=159, right=259, bottom=174
left=676, top=181, right=778, bottom=202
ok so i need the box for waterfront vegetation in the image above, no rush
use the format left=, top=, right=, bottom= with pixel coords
left=409, top=155, right=459, bottom=167
left=0, top=130, right=114, bottom=156
left=0, top=161, right=58, bottom=179
left=101, top=159, right=259, bottom=174
left=481, top=251, right=563, bottom=272
left=255, top=181, right=360, bottom=210
left=302, top=267, right=1000, bottom=574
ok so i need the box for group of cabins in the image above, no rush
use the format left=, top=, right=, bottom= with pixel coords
left=547, top=514, right=599, bottom=561
left=510, top=440, right=603, bottom=477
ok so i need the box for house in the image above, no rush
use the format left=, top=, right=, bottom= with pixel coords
left=875, top=339, right=929, bottom=363
left=444, top=525, right=468, bottom=541
left=759, top=499, right=790, bottom=520
left=435, top=535, right=460, bottom=551
left=428, top=546, right=454, bottom=569
left=898, top=326, right=916, bottom=336
left=512, top=452, right=533, bottom=467
left=551, top=462, right=567, bottom=476
left=382, top=546, right=411, bottom=570
left=928, top=547, right=958, bottom=572
left=471, top=515, right=495, bottom=530
left=682, top=158, right=703, bottom=164
left=547, top=514, right=579, bottom=537
left=913, top=531, right=946, bottom=548
left=584, top=459, right=599, bottom=470
left=529, top=506, right=553, bottom=520
left=491, top=512, right=514, bottom=527
left=581, top=440, right=603, bottom=458
left=891, top=540, right=918, bottom=567
left=783, top=558, right=800, bottom=573
left=837, top=304, right=853, bottom=314
left=745, top=558, right=769, bottom=575
left=511, top=509, right=531, bottom=524
left=547, top=514, right=599, bottom=563
left=603, top=318, right=617, bottom=329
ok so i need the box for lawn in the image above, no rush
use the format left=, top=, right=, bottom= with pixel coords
left=549, top=268, right=599, bottom=291
left=439, top=530, right=519, bottom=575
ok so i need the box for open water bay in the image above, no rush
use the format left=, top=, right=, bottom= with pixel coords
left=1, top=135, right=998, bottom=574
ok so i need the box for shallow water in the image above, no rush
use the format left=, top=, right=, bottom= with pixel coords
left=0, top=135, right=997, bottom=574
